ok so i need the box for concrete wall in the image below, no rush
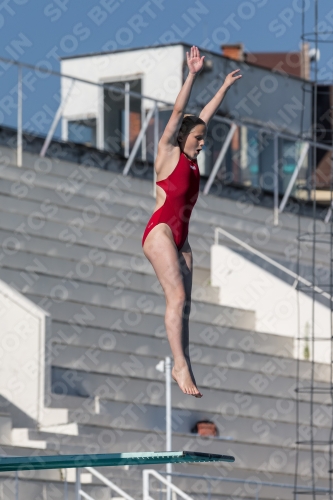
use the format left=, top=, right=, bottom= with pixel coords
left=0, top=279, right=51, bottom=427
left=211, top=244, right=331, bottom=364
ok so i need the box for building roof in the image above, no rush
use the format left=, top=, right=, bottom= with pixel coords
left=60, top=42, right=310, bottom=83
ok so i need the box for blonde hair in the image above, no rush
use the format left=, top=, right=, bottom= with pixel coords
left=178, top=114, right=206, bottom=140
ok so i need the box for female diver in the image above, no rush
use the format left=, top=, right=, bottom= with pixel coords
left=142, top=45, right=242, bottom=397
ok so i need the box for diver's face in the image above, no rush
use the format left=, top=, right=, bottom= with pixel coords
left=180, top=124, right=206, bottom=160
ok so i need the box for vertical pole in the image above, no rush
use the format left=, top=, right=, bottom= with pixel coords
left=40, top=79, right=74, bottom=158
left=153, top=103, right=159, bottom=198
left=17, top=65, right=22, bottom=168
left=142, top=470, right=149, bottom=500
left=15, top=471, right=19, bottom=500
left=75, top=468, right=81, bottom=500
left=97, top=84, right=104, bottom=150
left=165, top=356, right=172, bottom=500
left=273, top=134, right=279, bottom=226
left=124, top=82, right=130, bottom=158
left=141, top=94, right=146, bottom=162
left=203, top=123, right=237, bottom=195
left=64, top=468, right=68, bottom=500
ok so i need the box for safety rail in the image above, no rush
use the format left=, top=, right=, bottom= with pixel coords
left=85, top=466, right=135, bottom=500
left=143, top=469, right=193, bottom=500
left=75, top=466, right=136, bottom=500
left=157, top=471, right=333, bottom=500
left=214, top=226, right=332, bottom=302
left=2, top=55, right=333, bottom=223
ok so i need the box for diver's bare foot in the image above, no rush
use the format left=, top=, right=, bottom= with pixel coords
left=172, top=363, right=203, bottom=398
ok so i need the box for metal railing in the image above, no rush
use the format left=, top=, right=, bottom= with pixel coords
left=143, top=469, right=193, bottom=500
left=74, top=466, right=136, bottom=500
left=2, top=55, right=333, bottom=224
left=214, top=226, right=332, bottom=301
left=156, top=471, right=333, bottom=500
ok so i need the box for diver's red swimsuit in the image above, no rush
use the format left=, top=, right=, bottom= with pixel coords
left=142, top=151, right=200, bottom=251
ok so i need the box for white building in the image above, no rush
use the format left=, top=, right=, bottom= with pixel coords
left=60, top=43, right=312, bottom=193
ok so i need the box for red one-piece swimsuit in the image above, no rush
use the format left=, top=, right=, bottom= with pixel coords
left=142, top=151, right=200, bottom=251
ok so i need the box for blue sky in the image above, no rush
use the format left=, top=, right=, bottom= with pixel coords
left=1, top=0, right=332, bottom=137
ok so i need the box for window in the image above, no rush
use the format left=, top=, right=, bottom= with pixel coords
left=68, top=118, right=96, bottom=147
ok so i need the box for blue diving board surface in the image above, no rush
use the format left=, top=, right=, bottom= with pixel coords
left=0, top=451, right=235, bottom=471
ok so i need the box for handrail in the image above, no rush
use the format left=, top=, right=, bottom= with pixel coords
left=158, top=471, right=333, bottom=494
left=214, top=226, right=332, bottom=301
left=2, top=54, right=333, bottom=149
left=143, top=469, right=193, bottom=500
left=85, top=466, right=135, bottom=500
left=79, top=490, right=95, bottom=500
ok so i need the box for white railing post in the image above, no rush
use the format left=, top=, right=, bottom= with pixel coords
left=85, top=466, right=135, bottom=500
left=273, top=134, right=279, bottom=226
left=17, top=65, right=22, bottom=167
left=40, top=79, right=74, bottom=157
left=153, top=103, right=159, bottom=198
left=124, top=81, right=130, bottom=158
left=80, top=490, right=95, bottom=500
left=123, top=105, right=155, bottom=176
left=143, top=469, right=150, bottom=500
left=214, top=226, right=332, bottom=301
left=143, top=470, right=194, bottom=500
left=165, top=356, right=172, bottom=500
left=75, top=468, right=81, bottom=500
left=203, top=123, right=237, bottom=195
left=279, top=141, right=309, bottom=213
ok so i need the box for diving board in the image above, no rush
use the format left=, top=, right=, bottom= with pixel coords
left=0, top=451, right=235, bottom=472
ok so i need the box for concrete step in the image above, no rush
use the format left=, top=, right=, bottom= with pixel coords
left=0, top=228, right=210, bottom=286
left=0, top=162, right=330, bottom=269
left=0, top=250, right=219, bottom=305
left=48, top=391, right=332, bottom=431
left=1, top=269, right=255, bottom=330
left=52, top=349, right=330, bottom=402
left=0, top=147, right=319, bottom=235
left=1, top=172, right=327, bottom=264
left=0, top=477, right=109, bottom=500
left=50, top=376, right=331, bottom=434
left=24, top=292, right=255, bottom=331
left=40, top=396, right=333, bottom=449
left=0, top=180, right=329, bottom=269
left=51, top=341, right=329, bottom=386
left=0, top=209, right=211, bottom=268
left=50, top=321, right=295, bottom=358
left=52, top=367, right=329, bottom=423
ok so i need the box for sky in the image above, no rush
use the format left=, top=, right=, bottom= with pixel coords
left=1, top=0, right=333, bottom=138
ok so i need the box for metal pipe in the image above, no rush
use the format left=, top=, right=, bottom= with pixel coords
left=165, top=356, right=172, bottom=500
left=203, top=123, right=237, bottom=195
left=123, top=106, right=155, bottom=176
left=79, top=490, right=95, bottom=500
left=40, top=79, right=74, bottom=157
left=15, top=470, right=19, bottom=500
left=273, top=134, right=279, bottom=226
left=144, top=469, right=193, bottom=500
left=124, top=82, right=130, bottom=158
left=0, top=56, right=328, bottom=148
left=85, top=466, right=135, bottom=500
left=75, top=468, right=81, bottom=500
left=17, top=65, right=22, bottom=167
left=279, top=142, right=309, bottom=213
left=159, top=470, right=333, bottom=493
left=214, top=226, right=332, bottom=301
left=153, top=103, right=159, bottom=198
left=64, top=468, right=68, bottom=500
